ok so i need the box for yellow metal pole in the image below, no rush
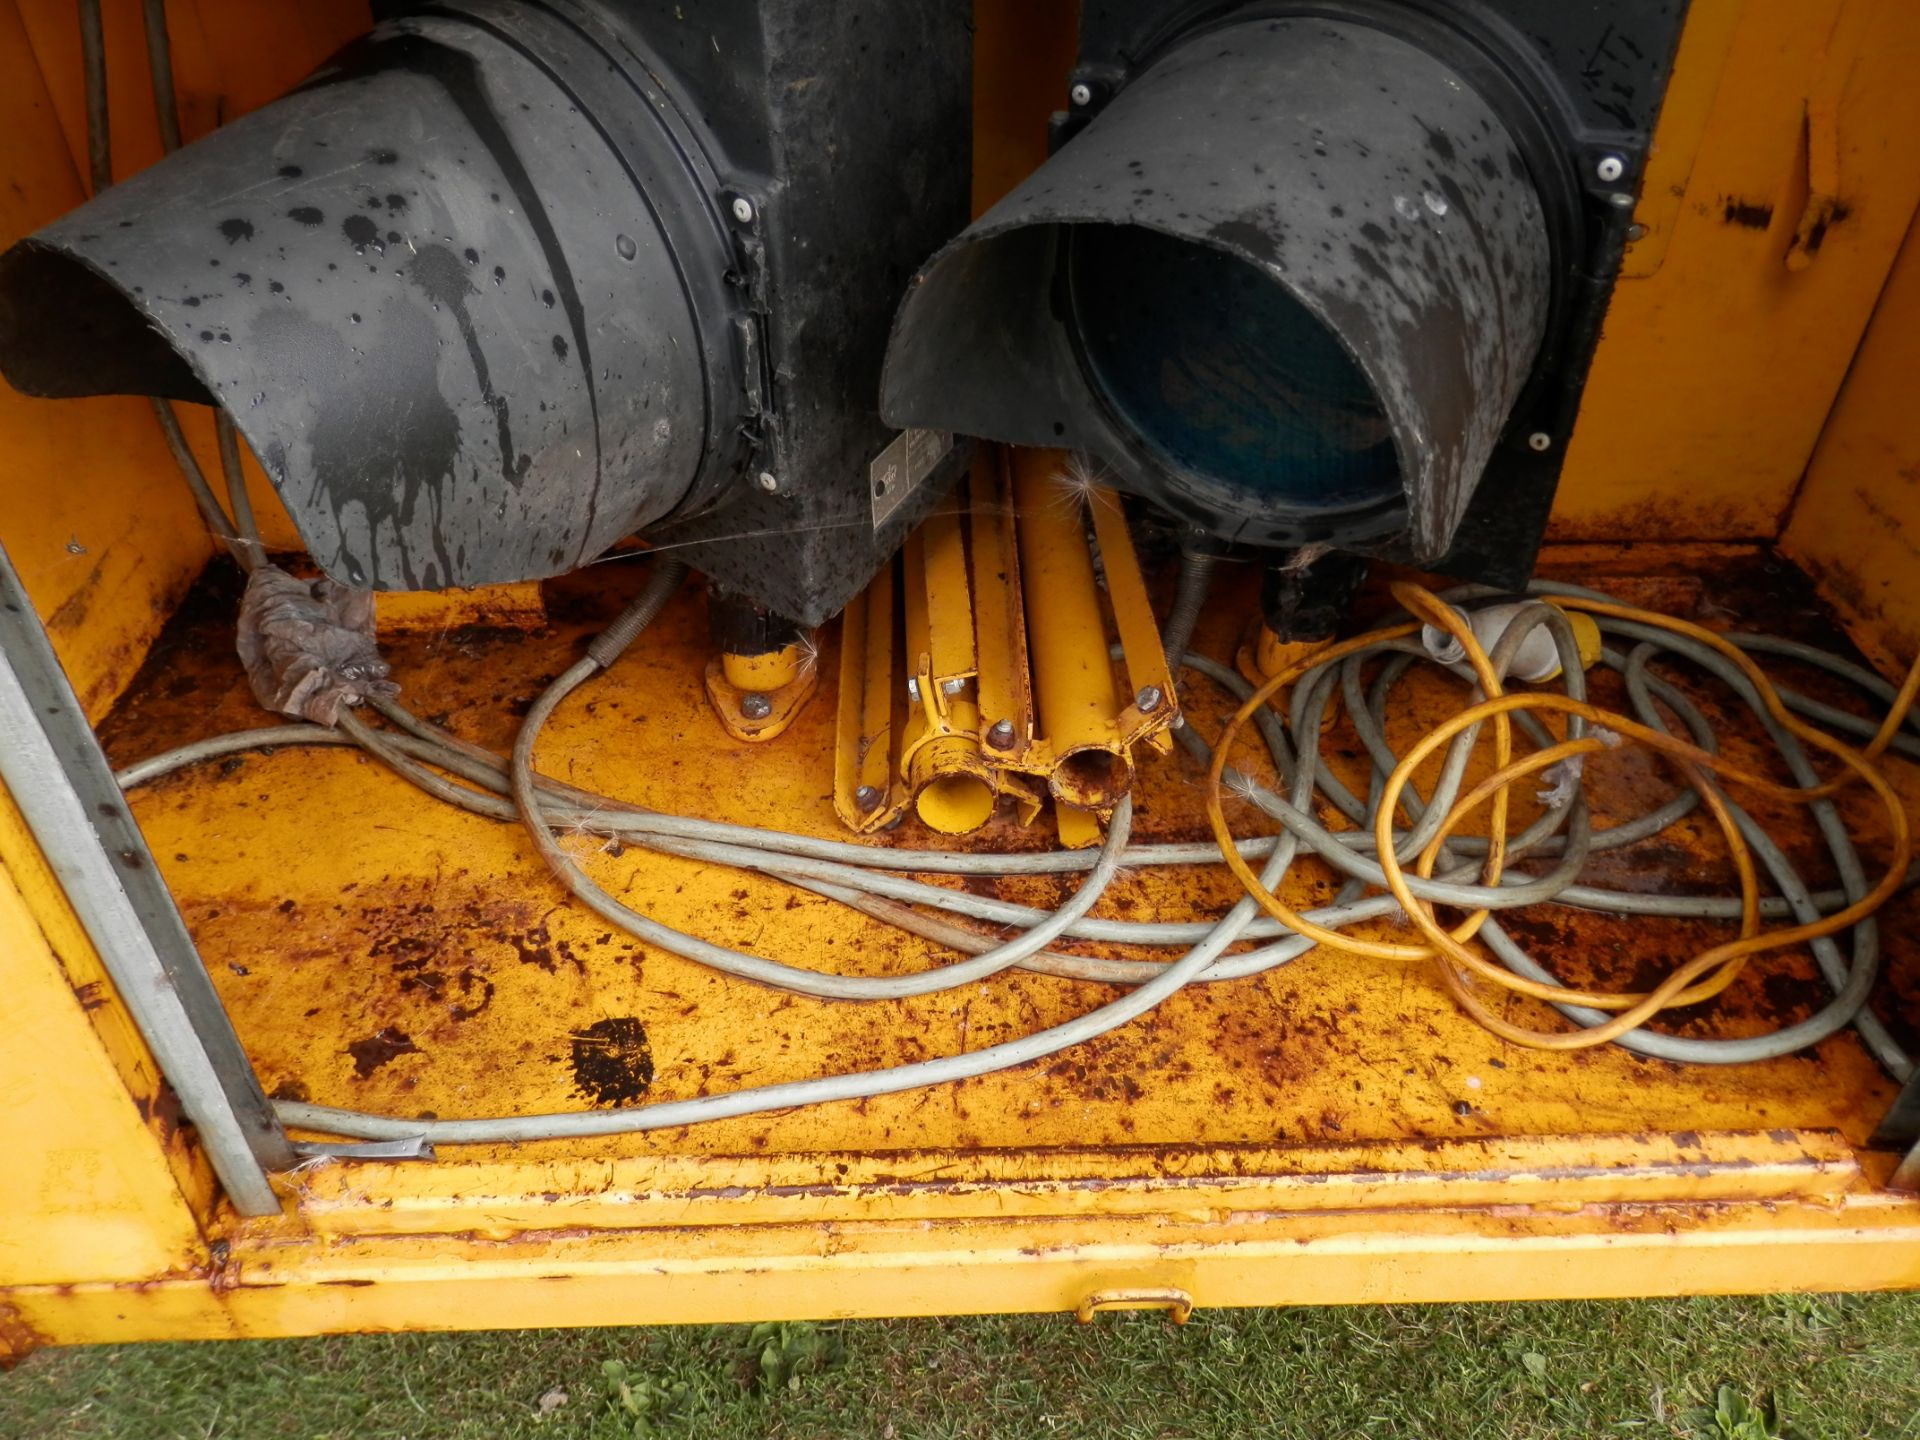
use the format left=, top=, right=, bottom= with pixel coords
left=832, top=560, right=902, bottom=831
left=1085, top=487, right=1176, bottom=753
left=969, top=449, right=1033, bottom=755
left=1011, top=450, right=1129, bottom=810
left=900, top=528, right=996, bottom=833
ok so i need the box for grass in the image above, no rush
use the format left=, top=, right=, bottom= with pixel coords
left=5, top=1295, right=1920, bottom=1440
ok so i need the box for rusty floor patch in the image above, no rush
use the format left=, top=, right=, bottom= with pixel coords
left=97, top=544, right=1920, bottom=1164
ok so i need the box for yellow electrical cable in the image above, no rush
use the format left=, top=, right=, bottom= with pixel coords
left=1203, top=580, right=1920, bottom=1050
left=1382, top=584, right=1763, bottom=1018
left=1203, top=618, right=1513, bottom=961
left=1555, top=595, right=1920, bottom=780
left=1380, top=584, right=1915, bottom=1033
left=1401, top=731, right=1757, bottom=1011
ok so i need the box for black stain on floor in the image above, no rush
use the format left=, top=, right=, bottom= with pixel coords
left=347, top=1026, right=422, bottom=1078
left=569, top=1017, right=654, bottom=1106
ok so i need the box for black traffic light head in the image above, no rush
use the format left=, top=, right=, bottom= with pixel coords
left=0, top=0, right=971, bottom=625
left=881, top=1, right=1689, bottom=585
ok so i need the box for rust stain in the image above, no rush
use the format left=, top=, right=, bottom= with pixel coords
left=45, top=556, right=107, bottom=635
left=347, top=1028, right=422, bottom=1079
left=1794, top=535, right=1920, bottom=672
left=132, top=1079, right=188, bottom=1148
left=0, top=1303, right=49, bottom=1370
left=1799, top=200, right=1854, bottom=260
left=450, top=968, right=496, bottom=1020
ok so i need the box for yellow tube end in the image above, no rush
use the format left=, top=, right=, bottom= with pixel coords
left=915, top=774, right=997, bottom=834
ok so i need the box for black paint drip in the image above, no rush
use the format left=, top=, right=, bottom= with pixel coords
left=259, top=301, right=460, bottom=589
left=409, top=243, right=530, bottom=487
left=310, top=33, right=603, bottom=545
left=342, top=213, right=384, bottom=254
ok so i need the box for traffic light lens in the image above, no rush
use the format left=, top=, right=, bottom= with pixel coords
left=1068, top=223, right=1399, bottom=515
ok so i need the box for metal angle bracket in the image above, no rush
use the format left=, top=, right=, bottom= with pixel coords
left=0, top=543, right=291, bottom=1214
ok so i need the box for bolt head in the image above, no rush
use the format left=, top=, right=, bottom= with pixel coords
left=1527, top=431, right=1553, bottom=453
left=1625, top=222, right=1648, bottom=241
left=853, top=784, right=883, bottom=812
left=730, top=196, right=755, bottom=224
left=755, top=471, right=779, bottom=493
left=986, top=719, right=1016, bottom=750
left=1608, top=191, right=1635, bottom=210
left=1070, top=82, right=1094, bottom=107
left=1136, top=685, right=1164, bottom=713
left=1596, top=155, right=1626, bottom=183
left=940, top=676, right=965, bottom=696
left=740, top=692, right=772, bottom=720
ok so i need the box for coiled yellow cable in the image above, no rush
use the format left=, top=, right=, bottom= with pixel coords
left=1205, top=580, right=1919, bottom=1050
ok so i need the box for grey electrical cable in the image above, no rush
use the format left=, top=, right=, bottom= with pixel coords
left=492, top=563, right=1140, bottom=1000
left=277, top=560, right=1914, bottom=1144
left=1728, top=633, right=1920, bottom=760
left=214, top=413, right=262, bottom=570
left=147, top=398, right=248, bottom=567
left=275, top=801, right=1301, bottom=1144
left=115, top=568, right=1919, bottom=1133
left=112, top=708, right=1903, bottom=925
left=343, top=687, right=1143, bottom=997
left=170, top=34, right=265, bottom=573
left=1159, top=549, right=1217, bottom=670
left=77, top=0, right=111, bottom=194
left=116, top=618, right=1913, bottom=938
left=138, top=0, right=183, bottom=152
left=347, top=585, right=1913, bottom=1072
left=73, top=0, right=250, bottom=571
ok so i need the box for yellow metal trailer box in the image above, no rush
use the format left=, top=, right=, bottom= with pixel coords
left=3, top=0, right=1920, bottom=1355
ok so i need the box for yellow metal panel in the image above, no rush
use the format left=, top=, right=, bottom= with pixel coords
left=1, top=0, right=369, bottom=718
left=1551, top=0, right=1920, bottom=542
left=1781, top=209, right=1920, bottom=670
left=9, top=1187, right=1920, bottom=1349
left=970, top=0, right=1079, bottom=217
left=0, top=770, right=217, bottom=1231
left=4, top=0, right=1920, bottom=1346
left=0, top=792, right=207, bottom=1286
left=0, top=0, right=212, bottom=721
left=0, top=1, right=370, bottom=1254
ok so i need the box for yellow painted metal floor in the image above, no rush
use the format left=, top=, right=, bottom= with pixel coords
left=96, top=542, right=1920, bottom=1178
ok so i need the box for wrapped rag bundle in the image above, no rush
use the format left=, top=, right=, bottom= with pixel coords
left=236, top=565, right=397, bottom=726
